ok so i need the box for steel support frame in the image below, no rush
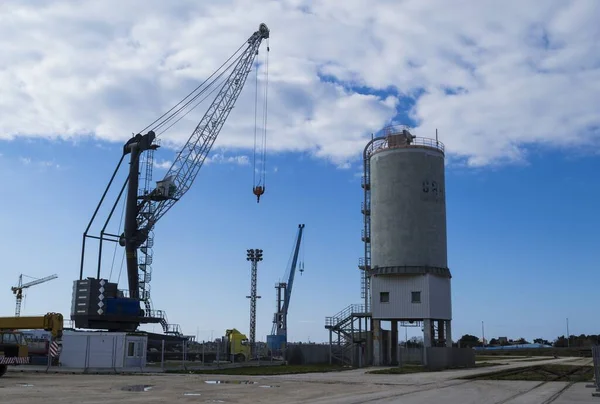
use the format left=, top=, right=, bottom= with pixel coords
left=246, top=249, right=263, bottom=359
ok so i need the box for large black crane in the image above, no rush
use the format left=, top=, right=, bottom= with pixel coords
left=72, top=23, right=270, bottom=334
left=267, top=224, right=305, bottom=354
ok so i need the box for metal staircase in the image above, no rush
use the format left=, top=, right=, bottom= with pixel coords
left=137, top=141, right=182, bottom=338
left=138, top=140, right=156, bottom=316
left=325, top=304, right=369, bottom=366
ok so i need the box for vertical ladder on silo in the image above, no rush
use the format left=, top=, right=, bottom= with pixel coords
left=360, top=146, right=373, bottom=312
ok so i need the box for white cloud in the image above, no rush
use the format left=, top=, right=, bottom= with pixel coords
left=153, top=160, right=172, bottom=170
left=205, top=153, right=250, bottom=166
left=1, top=0, right=599, bottom=167
left=18, top=156, right=60, bottom=169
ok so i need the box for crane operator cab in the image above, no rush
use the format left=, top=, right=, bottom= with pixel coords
left=253, top=185, right=265, bottom=203
left=0, top=331, right=29, bottom=376
left=152, top=176, right=177, bottom=201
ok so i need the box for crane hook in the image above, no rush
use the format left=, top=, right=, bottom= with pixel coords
left=253, top=185, right=265, bottom=203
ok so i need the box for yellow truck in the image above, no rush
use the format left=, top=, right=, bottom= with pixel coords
left=225, top=328, right=250, bottom=362
left=0, top=312, right=63, bottom=377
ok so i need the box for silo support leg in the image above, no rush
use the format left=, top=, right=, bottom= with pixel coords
left=391, top=320, right=398, bottom=366
left=372, top=319, right=382, bottom=366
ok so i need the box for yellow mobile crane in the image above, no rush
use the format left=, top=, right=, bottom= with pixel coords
left=0, top=312, right=63, bottom=377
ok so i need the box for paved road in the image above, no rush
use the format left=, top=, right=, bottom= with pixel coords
left=1, top=357, right=597, bottom=403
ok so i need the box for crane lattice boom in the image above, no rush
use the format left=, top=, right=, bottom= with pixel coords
left=11, top=274, right=58, bottom=317
left=135, top=23, right=270, bottom=245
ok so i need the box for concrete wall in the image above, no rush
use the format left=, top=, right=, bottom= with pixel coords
left=370, top=146, right=447, bottom=269
left=286, top=343, right=332, bottom=365
left=425, top=347, right=474, bottom=370
left=399, top=347, right=424, bottom=364
left=369, top=144, right=452, bottom=322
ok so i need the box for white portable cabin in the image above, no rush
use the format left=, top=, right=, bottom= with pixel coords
left=59, top=331, right=147, bottom=369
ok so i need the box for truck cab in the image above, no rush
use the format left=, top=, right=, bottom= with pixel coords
left=225, top=329, right=250, bottom=362
left=0, top=331, right=29, bottom=376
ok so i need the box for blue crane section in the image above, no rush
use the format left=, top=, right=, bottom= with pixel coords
left=267, top=224, right=305, bottom=354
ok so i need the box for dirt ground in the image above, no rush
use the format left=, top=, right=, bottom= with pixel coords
left=0, top=357, right=597, bottom=403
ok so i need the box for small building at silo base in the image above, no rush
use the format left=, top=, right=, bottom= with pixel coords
left=59, top=330, right=147, bottom=369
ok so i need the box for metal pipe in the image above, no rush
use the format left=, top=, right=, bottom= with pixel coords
left=124, top=144, right=142, bottom=300
left=79, top=155, right=125, bottom=280
left=85, top=235, right=119, bottom=242
left=103, top=232, right=124, bottom=239
left=96, top=176, right=129, bottom=279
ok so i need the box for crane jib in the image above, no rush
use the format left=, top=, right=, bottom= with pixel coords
left=125, top=24, right=269, bottom=312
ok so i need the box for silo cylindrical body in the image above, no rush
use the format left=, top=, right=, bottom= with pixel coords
left=370, top=145, right=447, bottom=270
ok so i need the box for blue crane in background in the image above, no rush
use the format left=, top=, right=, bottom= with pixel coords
left=267, top=224, right=305, bottom=355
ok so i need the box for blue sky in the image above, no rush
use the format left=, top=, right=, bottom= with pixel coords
left=1, top=0, right=599, bottom=344
left=2, top=124, right=600, bottom=344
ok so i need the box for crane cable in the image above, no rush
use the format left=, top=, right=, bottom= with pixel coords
left=252, top=55, right=259, bottom=187
left=108, top=195, right=127, bottom=282
left=154, top=61, right=241, bottom=137
left=261, top=39, right=270, bottom=187
left=152, top=50, right=246, bottom=136
left=137, top=39, right=248, bottom=137
left=252, top=39, right=269, bottom=202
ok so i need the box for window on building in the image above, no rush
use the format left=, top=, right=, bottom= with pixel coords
left=136, top=341, right=144, bottom=357
left=411, top=291, right=421, bottom=303
left=127, top=341, right=136, bottom=357
left=380, top=292, right=390, bottom=303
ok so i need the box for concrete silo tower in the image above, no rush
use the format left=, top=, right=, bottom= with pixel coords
left=360, top=125, right=452, bottom=365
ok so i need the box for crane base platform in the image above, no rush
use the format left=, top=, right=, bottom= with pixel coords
left=71, top=313, right=163, bottom=332
left=71, top=278, right=164, bottom=332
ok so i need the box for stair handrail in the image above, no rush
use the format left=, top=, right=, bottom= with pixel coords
left=325, top=304, right=365, bottom=328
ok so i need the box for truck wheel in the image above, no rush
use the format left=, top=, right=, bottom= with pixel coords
left=0, top=365, right=7, bottom=377
left=235, top=354, right=245, bottom=362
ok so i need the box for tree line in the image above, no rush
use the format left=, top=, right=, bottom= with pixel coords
left=457, top=333, right=600, bottom=348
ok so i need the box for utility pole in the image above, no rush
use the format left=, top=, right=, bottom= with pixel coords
left=481, top=321, right=485, bottom=348
left=566, top=317, right=570, bottom=348
left=246, top=248, right=263, bottom=359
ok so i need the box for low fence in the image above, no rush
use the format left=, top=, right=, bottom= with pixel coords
left=17, top=337, right=286, bottom=373
left=474, top=347, right=592, bottom=357
left=591, top=346, right=600, bottom=397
